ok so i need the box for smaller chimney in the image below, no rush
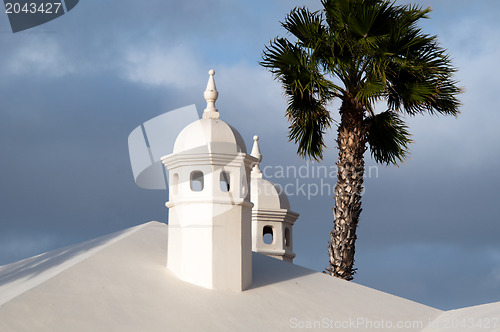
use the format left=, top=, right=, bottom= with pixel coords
left=250, top=136, right=299, bottom=262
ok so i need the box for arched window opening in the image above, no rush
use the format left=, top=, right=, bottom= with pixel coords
left=190, top=171, right=204, bottom=192
left=284, top=227, right=291, bottom=247
left=220, top=171, right=230, bottom=192
left=241, top=173, right=248, bottom=198
left=263, top=226, right=273, bottom=245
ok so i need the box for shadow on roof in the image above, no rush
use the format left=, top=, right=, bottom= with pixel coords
left=250, top=251, right=317, bottom=289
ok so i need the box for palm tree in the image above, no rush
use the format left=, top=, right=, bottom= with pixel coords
left=260, top=0, right=461, bottom=280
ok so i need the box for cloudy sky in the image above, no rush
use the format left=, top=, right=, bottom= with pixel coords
left=1, top=0, right=499, bottom=311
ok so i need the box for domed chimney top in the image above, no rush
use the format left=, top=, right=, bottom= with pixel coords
left=171, top=70, right=247, bottom=155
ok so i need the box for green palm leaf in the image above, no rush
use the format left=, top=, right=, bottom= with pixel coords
left=365, top=111, right=412, bottom=165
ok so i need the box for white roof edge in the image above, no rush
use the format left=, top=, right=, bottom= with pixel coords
left=0, top=221, right=158, bottom=307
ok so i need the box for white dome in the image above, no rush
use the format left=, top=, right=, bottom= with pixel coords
left=251, top=177, right=290, bottom=210
left=173, top=118, right=247, bottom=154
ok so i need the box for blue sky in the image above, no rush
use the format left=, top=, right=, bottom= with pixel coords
left=1, top=0, right=499, bottom=310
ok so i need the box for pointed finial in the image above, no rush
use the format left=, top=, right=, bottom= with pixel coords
left=203, top=69, right=219, bottom=119
left=251, top=135, right=262, bottom=178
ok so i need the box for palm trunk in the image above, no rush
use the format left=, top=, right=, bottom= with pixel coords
left=327, top=97, right=366, bottom=281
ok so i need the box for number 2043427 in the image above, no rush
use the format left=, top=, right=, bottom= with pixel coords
left=5, top=2, right=62, bottom=14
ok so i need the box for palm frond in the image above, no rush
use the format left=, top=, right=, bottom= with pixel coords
left=382, top=9, right=461, bottom=116
left=287, top=93, right=333, bottom=161
left=282, top=7, right=325, bottom=49
left=365, top=110, right=412, bottom=165
left=260, top=38, right=335, bottom=160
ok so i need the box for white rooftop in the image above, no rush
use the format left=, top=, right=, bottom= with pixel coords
left=1, top=221, right=497, bottom=331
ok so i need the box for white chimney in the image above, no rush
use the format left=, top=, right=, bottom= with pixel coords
left=161, top=70, right=256, bottom=291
